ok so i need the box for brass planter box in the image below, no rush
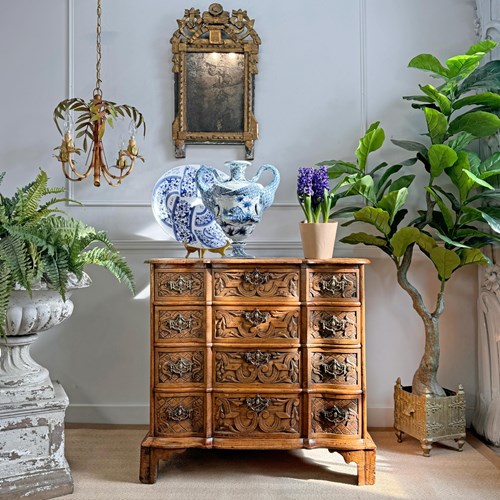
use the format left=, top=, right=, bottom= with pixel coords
left=393, top=378, right=466, bottom=456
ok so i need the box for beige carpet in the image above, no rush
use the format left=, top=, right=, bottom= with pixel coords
left=60, top=428, right=500, bottom=500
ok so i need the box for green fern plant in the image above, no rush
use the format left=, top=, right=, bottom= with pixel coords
left=0, top=169, right=135, bottom=336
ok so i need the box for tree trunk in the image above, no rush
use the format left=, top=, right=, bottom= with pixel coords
left=411, top=315, right=446, bottom=396
left=396, top=247, right=446, bottom=397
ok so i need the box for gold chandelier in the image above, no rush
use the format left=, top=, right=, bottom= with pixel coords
left=53, top=0, right=145, bottom=187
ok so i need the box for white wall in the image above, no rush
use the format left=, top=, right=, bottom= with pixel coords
left=0, top=0, right=480, bottom=425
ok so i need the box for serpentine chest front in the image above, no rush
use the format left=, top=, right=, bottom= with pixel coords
left=140, top=258, right=375, bottom=485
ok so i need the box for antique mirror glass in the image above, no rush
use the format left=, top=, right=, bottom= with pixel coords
left=171, top=3, right=260, bottom=159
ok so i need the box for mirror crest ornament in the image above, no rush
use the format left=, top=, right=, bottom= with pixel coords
left=171, top=3, right=260, bottom=159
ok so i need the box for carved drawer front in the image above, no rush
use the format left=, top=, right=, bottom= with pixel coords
left=307, top=308, right=360, bottom=344
left=214, top=349, right=300, bottom=385
left=213, top=267, right=299, bottom=301
left=310, top=395, right=361, bottom=437
left=307, top=268, right=359, bottom=302
left=155, top=349, right=205, bottom=386
left=154, top=393, right=205, bottom=436
left=154, top=307, right=206, bottom=343
left=214, top=306, right=299, bottom=341
left=309, top=349, right=360, bottom=389
left=214, top=393, right=300, bottom=435
left=154, top=269, right=205, bottom=302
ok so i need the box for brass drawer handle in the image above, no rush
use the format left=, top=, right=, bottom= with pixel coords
left=167, top=357, right=193, bottom=377
left=244, top=350, right=272, bottom=367
left=243, top=269, right=270, bottom=286
left=167, top=405, right=193, bottom=422
left=245, top=395, right=271, bottom=413
left=168, top=314, right=193, bottom=332
left=319, top=405, right=356, bottom=425
left=244, top=309, right=270, bottom=326
left=320, top=359, right=349, bottom=379
left=319, top=275, right=350, bottom=295
left=167, top=276, right=194, bottom=293
left=319, top=315, right=348, bottom=338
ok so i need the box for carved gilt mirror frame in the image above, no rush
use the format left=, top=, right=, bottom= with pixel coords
left=171, top=3, right=260, bottom=159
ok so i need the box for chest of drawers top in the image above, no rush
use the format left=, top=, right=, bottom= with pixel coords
left=148, top=258, right=370, bottom=305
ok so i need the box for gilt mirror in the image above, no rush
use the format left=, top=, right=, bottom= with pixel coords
left=171, top=3, right=260, bottom=159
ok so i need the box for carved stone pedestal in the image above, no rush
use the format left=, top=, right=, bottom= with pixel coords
left=0, top=382, right=73, bottom=499
left=393, top=378, right=466, bottom=457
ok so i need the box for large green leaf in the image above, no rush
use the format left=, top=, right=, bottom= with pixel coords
left=428, top=144, right=458, bottom=178
left=321, top=161, right=362, bottom=179
left=478, top=206, right=500, bottom=233
left=425, top=187, right=454, bottom=230
left=347, top=175, right=376, bottom=203
left=353, top=206, right=391, bottom=235
left=390, top=227, right=420, bottom=257
left=446, top=132, right=476, bottom=151
left=378, top=188, right=409, bottom=224
left=408, top=54, right=448, bottom=77
left=453, top=92, right=500, bottom=110
left=436, top=232, right=470, bottom=248
left=388, top=175, right=416, bottom=193
left=478, top=152, right=500, bottom=176
left=355, top=126, right=385, bottom=171
left=340, top=232, right=388, bottom=248
left=416, top=232, right=438, bottom=255
left=448, top=111, right=500, bottom=138
left=419, top=84, right=451, bottom=115
left=391, top=139, right=428, bottom=153
left=458, top=60, right=500, bottom=95
left=466, top=40, right=497, bottom=55
left=458, top=248, right=491, bottom=266
left=445, top=54, right=481, bottom=80
left=445, top=151, right=474, bottom=202
left=424, top=108, right=448, bottom=144
left=430, top=247, right=461, bottom=280
left=459, top=206, right=483, bottom=225
left=463, top=170, right=495, bottom=190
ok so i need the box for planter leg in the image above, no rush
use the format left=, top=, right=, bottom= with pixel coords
left=455, top=437, right=465, bottom=451
left=395, top=429, right=404, bottom=443
left=420, top=439, right=432, bottom=457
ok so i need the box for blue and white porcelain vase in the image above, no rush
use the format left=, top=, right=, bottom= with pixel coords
left=196, top=160, right=280, bottom=258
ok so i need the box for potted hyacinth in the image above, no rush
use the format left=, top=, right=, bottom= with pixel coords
left=297, top=166, right=338, bottom=258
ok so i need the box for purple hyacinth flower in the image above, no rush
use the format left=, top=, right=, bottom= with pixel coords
left=297, top=167, right=314, bottom=201
left=312, top=166, right=330, bottom=208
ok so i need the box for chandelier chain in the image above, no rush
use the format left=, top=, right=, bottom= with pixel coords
left=94, top=0, right=102, bottom=96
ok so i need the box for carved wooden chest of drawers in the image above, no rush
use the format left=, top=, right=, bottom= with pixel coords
left=140, top=258, right=375, bottom=485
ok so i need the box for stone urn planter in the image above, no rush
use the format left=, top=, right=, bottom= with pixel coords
left=0, top=274, right=91, bottom=500
left=393, top=378, right=466, bottom=457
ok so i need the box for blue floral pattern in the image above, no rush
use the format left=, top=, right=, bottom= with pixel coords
left=151, top=165, right=229, bottom=249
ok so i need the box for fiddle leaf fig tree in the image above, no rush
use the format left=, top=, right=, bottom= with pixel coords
left=318, top=40, right=500, bottom=396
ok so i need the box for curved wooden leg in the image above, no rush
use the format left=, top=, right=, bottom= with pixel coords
left=140, top=444, right=159, bottom=484
left=336, top=449, right=376, bottom=485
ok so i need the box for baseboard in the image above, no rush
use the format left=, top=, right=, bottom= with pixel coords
left=66, top=404, right=149, bottom=424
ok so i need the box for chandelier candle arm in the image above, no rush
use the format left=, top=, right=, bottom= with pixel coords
left=52, top=0, right=146, bottom=187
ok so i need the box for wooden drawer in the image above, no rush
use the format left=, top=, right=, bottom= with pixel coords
left=213, top=393, right=300, bottom=436
left=309, top=348, right=361, bottom=389
left=154, top=393, right=206, bottom=437
left=155, top=348, right=206, bottom=387
left=154, top=306, right=206, bottom=343
left=307, top=267, right=359, bottom=302
left=154, top=269, right=206, bottom=303
left=307, top=307, right=360, bottom=344
left=212, top=266, right=299, bottom=301
left=214, top=348, right=300, bottom=386
left=310, top=395, right=361, bottom=437
left=214, top=306, right=299, bottom=342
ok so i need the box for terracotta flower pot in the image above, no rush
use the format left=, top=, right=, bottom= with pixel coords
left=299, top=221, right=338, bottom=259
